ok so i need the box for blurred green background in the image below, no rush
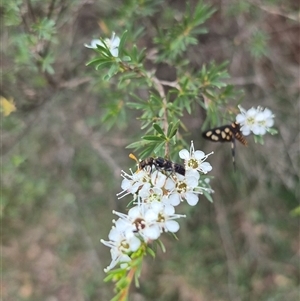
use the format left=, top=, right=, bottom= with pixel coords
left=1, top=0, right=299, bottom=300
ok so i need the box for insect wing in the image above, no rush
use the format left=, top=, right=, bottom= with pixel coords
left=202, top=122, right=247, bottom=170
left=202, top=124, right=234, bottom=143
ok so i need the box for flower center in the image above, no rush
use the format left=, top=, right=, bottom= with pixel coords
left=134, top=218, right=146, bottom=230
left=188, top=158, right=199, bottom=169
left=157, top=213, right=165, bottom=223
left=149, top=192, right=160, bottom=202
left=176, top=181, right=187, bottom=193
left=246, top=116, right=256, bottom=125
left=120, top=240, right=130, bottom=251
left=258, top=120, right=266, bottom=126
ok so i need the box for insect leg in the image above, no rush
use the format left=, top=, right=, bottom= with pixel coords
left=231, top=138, right=236, bottom=171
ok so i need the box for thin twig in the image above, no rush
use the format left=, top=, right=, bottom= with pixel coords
left=159, top=79, right=180, bottom=90
left=253, top=2, right=300, bottom=21
left=58, top=77, right=92, bottom=88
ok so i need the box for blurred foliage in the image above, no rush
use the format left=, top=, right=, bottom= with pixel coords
left=1, top=0, right=299, bottom=301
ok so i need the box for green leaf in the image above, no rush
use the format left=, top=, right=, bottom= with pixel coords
left=139, top=143, right=162, bottom=158
left=134, top=272, right=140, bottom=288
left=118, top=30, right=128, bottom=57
left=156, top=239, right=166, bottom=253
left=184, top=99, right=192, bottom=114
left=254, top=135, right=264, bottom=145
left=95, top=44, right=111, bottom=55
left=147, top=247, right=156, bottom=258
left=142, top=135, right=165, bottom=142
left=203, top=191, right=213, bottom=203
left=126, top=140, right=147, bottom=149
left=31, top=18, right=57, bottom=41
left=111, top=292, right=124, bottom=301
left=122, top=56, right=131, bottom=62
left=103, top=273, right=115, bottom=282
left=95, top=61, right=113, bottom=70
left=4, top=1, right=23, bottom=26
left=103, top=64, right=119, bottom=80
left=153, top=123, right=165, bottom=137
left=153, top=141, right=165, bottom=155
left=41, top=54, right=55, bottom=74
left=86, top=57, right=110, bottom=66
left=249, top=30, right=269, bottom=58
left=267, top=128, right=278, bottom=135
left=167, top=120, right=180, bottom=138
left=291, top=206, right=300, bottom=217
left=11, top=155, right=26, bottom=167
left=126, top=102, right=148, bottom=109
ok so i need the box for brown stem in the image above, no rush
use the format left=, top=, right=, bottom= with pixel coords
left=119, top=62, right=175, bottom=157
left=119, top=266, right=137, bottom=301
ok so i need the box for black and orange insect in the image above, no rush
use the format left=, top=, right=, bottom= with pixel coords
left=130, top=154, right=185, bottom=176
left=202, top=122, right=248, bottom=169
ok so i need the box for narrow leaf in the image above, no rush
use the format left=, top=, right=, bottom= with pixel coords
left=153, top=123, right=166, bottom=137
left=142, top=135, right=164, bottom=142
left=203, top=191, right=213, bottom=203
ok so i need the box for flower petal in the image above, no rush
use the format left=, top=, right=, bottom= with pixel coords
left=179, top=149, right=189, bottom=160
left=165, top=220, right=180, bottom=233
left=185, top=192, right=199, bottom=206
left=168, top=193, right=181, bottom=206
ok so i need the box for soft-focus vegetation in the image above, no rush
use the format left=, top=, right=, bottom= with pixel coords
left=1, top=0, right=299, bottom=300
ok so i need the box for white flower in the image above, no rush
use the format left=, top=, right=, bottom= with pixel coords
left=255, top=107, right=275, bottom=135
left=236, top=106, right=275, bottom=136
left=127, top=205, right=161, bottom=242
left=150, top=170, right=168, bottom=188
left=138, top=170, right=176, bottom=203
left=148, top=202, right=185, bottom=233
left=236, top=106, right=259, bottom=136
left=84, top=32, right=120, bottom=57
left=111, top=205, right=160, bottom=242
left=179, top=141, right=213, bottom=174
left=139, top=185, right=164, bottom=203
left=84, top=39, right=102, bottom=49
left=102, top=141, right=215, bottom=272
left=101, top=218, right=141, bottom=272
left=168, top=174, right=201, bottom=206
left=117, top=169, right=150, bottom=199
left=112, top=202, right=185, bottom=243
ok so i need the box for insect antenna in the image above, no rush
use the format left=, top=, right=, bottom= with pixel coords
left=129, top=153, right=140, bottom=171
left=129, top=153, right=139, bottom=164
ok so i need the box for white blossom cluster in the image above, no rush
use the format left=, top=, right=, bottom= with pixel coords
left=84, top=32, right=120, bottom=57
left=101, top=141, right=213, bottom=272
left=236, top=105, right=275, bottom=136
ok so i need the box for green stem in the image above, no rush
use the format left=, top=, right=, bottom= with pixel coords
left=119, top=266, right=137, bottom=301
